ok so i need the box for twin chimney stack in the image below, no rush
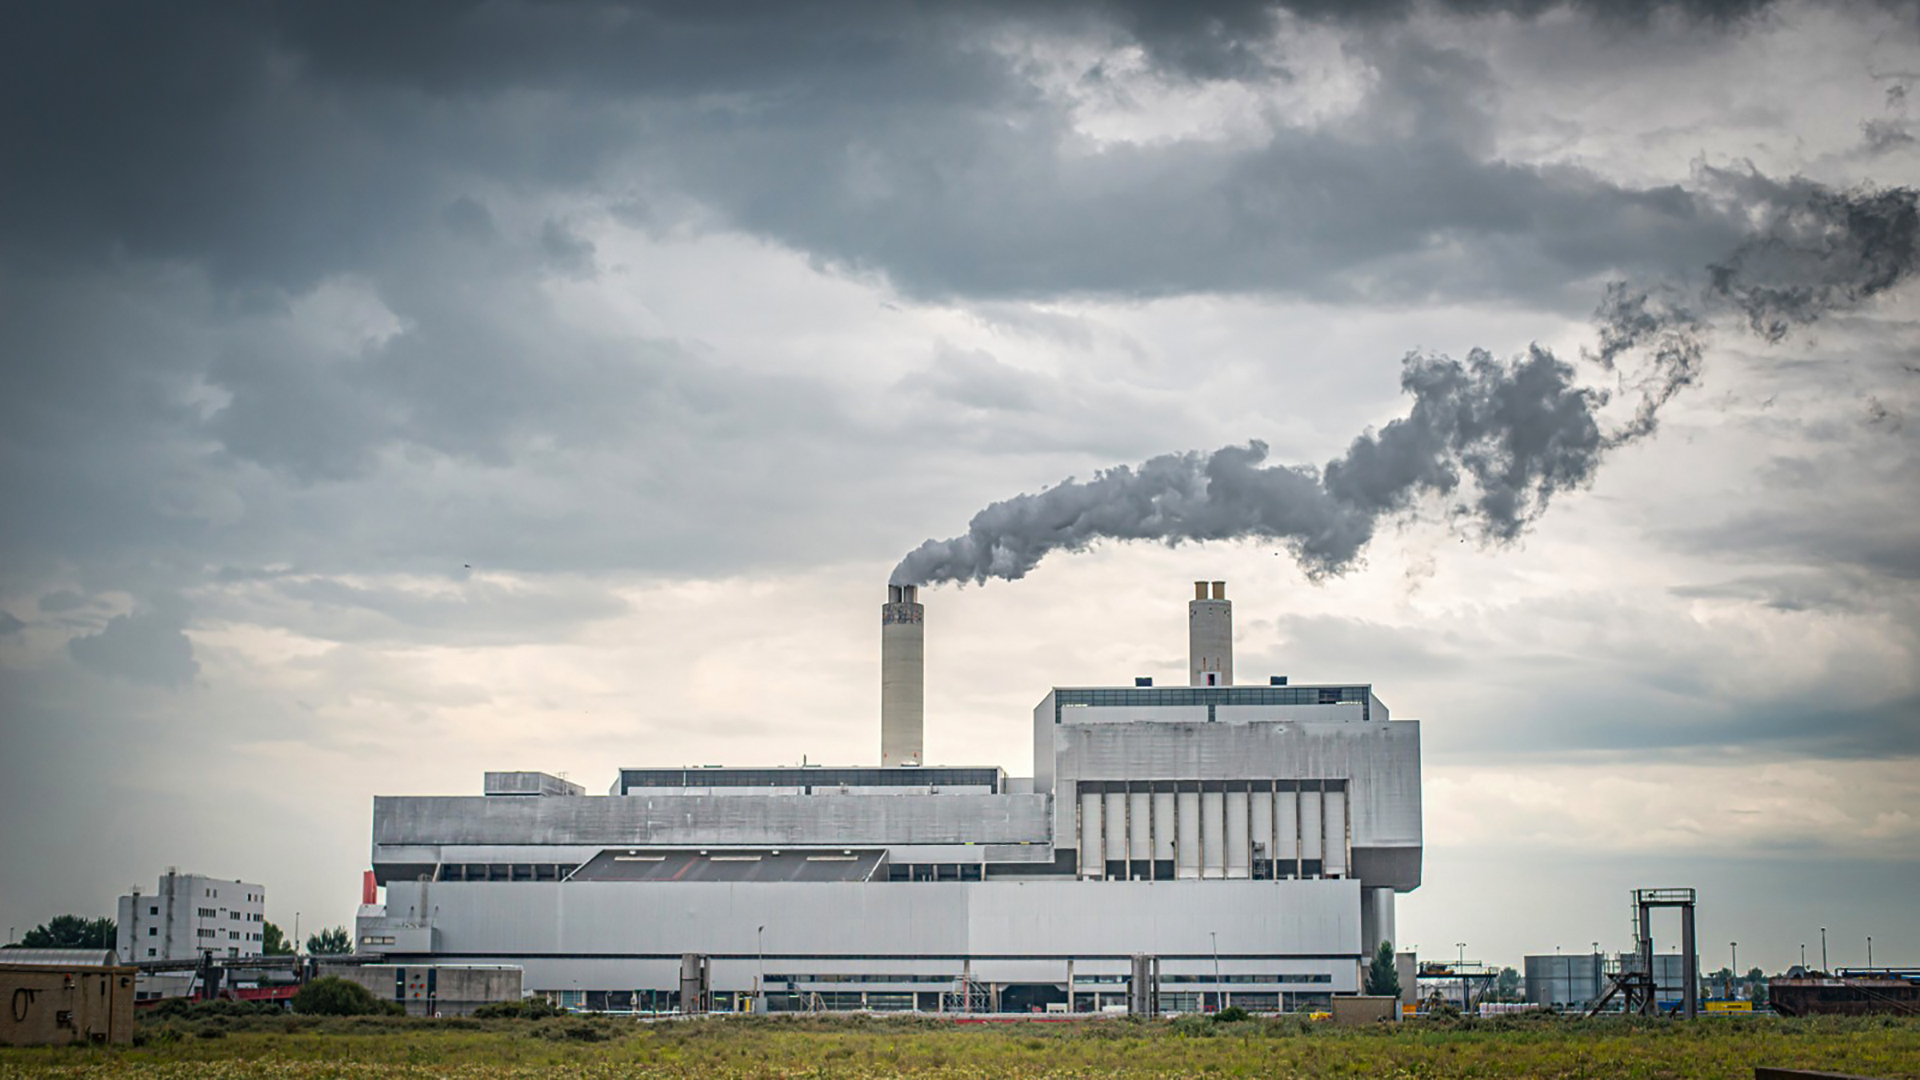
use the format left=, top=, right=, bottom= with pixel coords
left=881, top=584, right=924, bottom=766
left=1189, top=580, right=1232, bottom=686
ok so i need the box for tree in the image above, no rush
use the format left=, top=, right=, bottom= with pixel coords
left=262, top=921, right=294, bottom=956
left=1495, top=966, right=1522, bottom=1002
left=291, top=976, right=398, bottom=1016
left=1365, top=940, right=1401, bottom=998
left=306, top=927, right=352, bottom=955
left=9, top=915, right=116, bottom=950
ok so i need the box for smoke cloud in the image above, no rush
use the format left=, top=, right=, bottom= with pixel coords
left=892, top=174, right=1919, bottom=588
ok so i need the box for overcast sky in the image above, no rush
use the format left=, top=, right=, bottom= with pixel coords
left=2, top=0, right=1916, bottom=972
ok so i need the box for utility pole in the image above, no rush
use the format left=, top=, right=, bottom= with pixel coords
left=757, top=925, right=766, bottom=1012
left=1209, top=931, right=1221, bottom=1012
left=1820, top=927, right=1828, bottom=974
left=1730, top=943, right=1738, bottom=999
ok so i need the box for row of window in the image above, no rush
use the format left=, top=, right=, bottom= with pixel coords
left=764, top=973, right=1334, bottom=987
left=1054, top=685, right=1374, bottom=723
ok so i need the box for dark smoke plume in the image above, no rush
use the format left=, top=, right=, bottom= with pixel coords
left=892, top=175, right=1919, bottom=587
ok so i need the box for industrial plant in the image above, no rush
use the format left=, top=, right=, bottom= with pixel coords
left=354, top=582, right=1424, bottom=1013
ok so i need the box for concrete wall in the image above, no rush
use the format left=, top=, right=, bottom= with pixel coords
left=0, top=964, right=136, bottom=1046
left=1045, top=720, right=1421, bottom=889
left=318, top=963, right=523, bottom=1017
left=1331, top=995, right=1398, bottom=1026
left=363, top=877, right=1363, bottom=996
left=373, top=793, right=1052, bottom=879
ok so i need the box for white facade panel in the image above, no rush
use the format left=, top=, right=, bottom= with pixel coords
left=1127, top=792, right=1153, bottom=862
left=1324, top=790, right=1348, bottom=877
left=1277, top=790, right=1299, bottom=861
left=1175, top=791, right=1200, bottom=878
left=1225, top=790, right=1250, bottom=879
left=370, top=878, right=1364, bottom=994
left=1201, top=791, right=1225, bottom=878
left=1078, top=791, right=1102, bottom=877
left=1301, top=792, right=1323, bottom=862
left=1102, top=792, right=1126, bottom=863
left=1151, top=792, right=1176, bottom=861
left=1249, top=789, right=1274, bottom=868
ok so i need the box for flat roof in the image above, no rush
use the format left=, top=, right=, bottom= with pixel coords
left=615, top=765, right=1004, bottom=794
left=568, top=848, right=887, bottom=883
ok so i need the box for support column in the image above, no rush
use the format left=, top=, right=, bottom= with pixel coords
left=1681, top=902, right=1698, bottom=1020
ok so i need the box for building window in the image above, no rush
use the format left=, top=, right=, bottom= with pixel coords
left=147, top=949, right=156, bottom=957
left=149, top=906, right=158, bottom=916
left=148, top=927, right=157, bottom=937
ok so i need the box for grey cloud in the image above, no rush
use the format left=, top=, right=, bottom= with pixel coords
left=1669, top=570, right=1889, bottom=613
left=0, top=610, right=24, bottom=636
left=36, top=590, right=91, bottom=614
left=894, top=174, right=1920, bottom=587
left=539, top=220, right=597, bottom=279
left=207, top=576, right=631, bottom=648
left=899, top=344, right=1044, bottom=413
left=1580, top=690, right=1920, bottom=761
left=65, top=595, right=199, bottom=688
left=1704, top=172, right=1920, bottom=343
left=0, top=0, right=1805, bottom=310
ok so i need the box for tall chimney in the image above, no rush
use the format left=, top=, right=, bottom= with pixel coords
left=1189, top=580, right=1232, bottom=687
left=881, top=584, right=924, bottom=766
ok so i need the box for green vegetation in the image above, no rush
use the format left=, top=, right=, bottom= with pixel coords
left=289, top=977, right=403, bottom=1017
left=1, top=1011, right=1917, bottom=1076
left=470, top=998, right=567, bottom=1020
left=3, top=915, right=115, bottom=951
left=1365, top=939, right=1401, bottom=998
left=260, top=922, right=294, bottom=956
left=303, top=927, right=351, bottom=956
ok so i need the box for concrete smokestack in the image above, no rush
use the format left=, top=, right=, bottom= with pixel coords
left=1189, top=580, right=1232, bottom=687
left=881, top=584, right=924, bottom=766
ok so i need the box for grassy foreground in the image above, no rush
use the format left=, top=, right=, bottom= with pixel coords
left=3, top=1013, right=1919, bottom=1078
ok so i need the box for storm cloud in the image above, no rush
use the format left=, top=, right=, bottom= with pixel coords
left=895, top=178, right=1920, bottom=586
left=1, top=0, right=1917, bottom=969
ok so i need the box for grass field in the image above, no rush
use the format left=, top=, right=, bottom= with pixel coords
left=3, top=1013, right=1918, bottom=1078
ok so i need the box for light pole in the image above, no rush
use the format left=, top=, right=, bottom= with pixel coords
left=1800, top=943, right=1806, bottom=969
left=1456, top=943, right=1467, bottom=1011
left=757, top=925, right=766, bottom=1011
left=1730, top=943, right=1738, bottom=1000
left=1868, top=936, right=1874, bottom=970
left=1820, top=927, right=1828, bottom=974
left=1210, top=931, right=1221, bottom=1012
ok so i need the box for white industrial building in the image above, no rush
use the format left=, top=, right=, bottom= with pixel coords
left=117, top=870, right=266, bottom=973
left=357, top=582, right=1423, bottom=1013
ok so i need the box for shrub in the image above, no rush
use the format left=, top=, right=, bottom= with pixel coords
left=1171, top=1013, right=1215, bottom=1038
left=472, top=997, right=566, bottom=1020
left=1210, top=1005, right=1252, bottom=1024
left=291, top=976, right=403, bottom=1017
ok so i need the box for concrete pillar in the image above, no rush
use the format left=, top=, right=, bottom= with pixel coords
left=881, top=584, right=924, bottom=766
left=1188, top=581, right=1232, bottom=686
